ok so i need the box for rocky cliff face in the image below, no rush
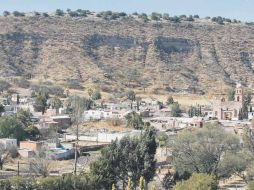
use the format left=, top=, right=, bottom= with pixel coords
left=0, top=15, right=254, bottom=94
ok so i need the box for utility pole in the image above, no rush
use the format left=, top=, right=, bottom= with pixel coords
left=17, top=161, right=19, bottom=176
left=73, top=95, right=81, bottom=176
left=74, top=123, right=79, bottom=176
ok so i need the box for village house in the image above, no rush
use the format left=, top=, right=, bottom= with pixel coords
left=0, top=138, right=17, bottom=150
left=212, top=85, right=244, bottom=120
left=83, top=109, right=123, bottom=121
left=149, top=117, right=204, bottom=131
left=18, top=141, right=44, bottom=158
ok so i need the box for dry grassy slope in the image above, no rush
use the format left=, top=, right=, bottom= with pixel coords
left=0, top=16, right=254, bottom=95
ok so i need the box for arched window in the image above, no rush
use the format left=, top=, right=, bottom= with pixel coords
left=237, top=96, right=240, bottom=102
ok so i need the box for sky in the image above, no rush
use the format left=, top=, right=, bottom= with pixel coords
left=0, top=0, right=253, bottom=22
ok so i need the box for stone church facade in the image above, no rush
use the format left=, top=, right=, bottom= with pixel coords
left=212, top=85, right=244, bottom=120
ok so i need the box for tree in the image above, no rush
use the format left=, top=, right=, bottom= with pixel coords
left=186, top=15, right=194, bottom=21
left=42, top=13, right=49, bottom=17
left=151, top=12, right=161, bottom=20
left=50, top=97, right=62, bottom=114
left=3, top=11, right=10, bottom=17
left=34, top=11, right=40, bottom=16
left=125, top=112, right=144, bottom=129
left=0, top=80, right=11, bottom=93
left=188, top=106, right=202, bottom=117
left=67, top=95, right=91, bottom=175
left=13, top=11, right=25, bottom=17
left=29, top=156, right=51, bottom=177
left=138, top=176, right=145, bottom=190
left=33, top=94, right=47, bottom=114
left=87, top=88, right=93, bottom=98
left=241, top=91, right=252, bottom=119
left=126, top=90, right=136, bottom=109
left=172, top=123, right=240, bottom=178
left=67, top=96, right=94, bottom=113
left=6, top=177, right=36, bottom=190
left=0, top=143, right=9, bottom=170
left=171, top=102, right=181, bottom=117
left=218, top=151, right=252, bottom=182
left=227, top=88, right=235, bottom=101
left=242, top=126, right=254, bottom=156
left=166, top=96, right=174, bottom=105
left=16, top=109, right=32, bottom=127
left=126, top=177, right=131, bottom=190
left=173, top=173, right=218, bottom=190
left=136, top=97, right=141, bottom=111
left=55, top=9, right=64, bottom=16
left=0, top=104, right=4, bottom=116
left=90, top=127, right=157, bottom=189
left=138, top=13, right=149, bottom=22
left=25, top=125, right=40, bottom=140
left=163, top=13, right=170, bottom=20
left=0, top=116, right=26, bottom=142
left=91, top=90, right=102, bottom=100
left=162, top=171, right=190, bottom=190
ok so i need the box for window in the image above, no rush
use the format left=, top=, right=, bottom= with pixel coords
left=234, top=109, right=237, bottom=117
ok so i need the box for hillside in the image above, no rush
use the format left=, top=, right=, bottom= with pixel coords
left=0, top=13, right=254, bottom=96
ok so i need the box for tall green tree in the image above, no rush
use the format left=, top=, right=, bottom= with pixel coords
left=127, top=90, right=136, bottom=109
left=166, top=96, right=174, bottom=105
left=90, top=127, right=157, bottom=189
left=25, top=125, right=40, bottom=140
left=50, top=97, right=62, bottom=114
left=33, top=94, right=47, bottom=114
left=16, top=109, right=32, bottom=127
left=125, top=112, right=144, bottom=129
left=50, top=97, right=62, bottom=109
left=0, top=116, right=26, bottom=142
left=242, top=91, right=252, bottom=119
left=227, top=88, right=235, bottom=101
left=171, top=102, right=182, bottom=117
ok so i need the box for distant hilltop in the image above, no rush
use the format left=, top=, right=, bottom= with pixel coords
left=0, top=9, right=254, bottom=95
left=1, top=9, right=253, bottom=25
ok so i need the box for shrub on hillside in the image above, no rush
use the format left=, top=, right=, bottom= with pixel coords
left=186, top=15, right=194, bottom=21
left=42, top=13, right=49, bottom=17
left=65, top=79, right=84, bottom=90
left=55, top=9, right=64, bottom=16
left=138, top=13, right=149, bottom=21
left=31, top=85, right=64, bottom=97
left=3, top=11, right=10, bottom=17
left=13, top=11, right=25, bottom=17
left=163, top=13, right=170, bottom=20
left=13, top=78, right=30, bottom=89
left=33, top=12, right=40, bottom=16
left=169, top=16, right=181, bottom=23
left=0, top=80, right=11, bottom=93
left=151, top=12, right=162, bottom=20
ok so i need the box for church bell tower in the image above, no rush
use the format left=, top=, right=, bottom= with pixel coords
left=234, top=84, right=243, bottom=103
